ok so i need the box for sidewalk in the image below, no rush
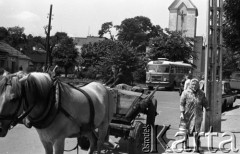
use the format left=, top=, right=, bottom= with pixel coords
left=164, top=99, right=240, bottom=154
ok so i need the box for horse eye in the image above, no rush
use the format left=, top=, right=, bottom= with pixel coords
left=10, top=97, right=18, bottom=102
left=9, top=94, right=18, bottom=102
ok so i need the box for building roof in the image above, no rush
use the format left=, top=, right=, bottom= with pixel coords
left=0, top=41, right=30, bottom=60
left=25, top=49, right=46, bottom=63
left=72, top=36, right=106, bottom=46
left=168, top=0, right=198, bottom=16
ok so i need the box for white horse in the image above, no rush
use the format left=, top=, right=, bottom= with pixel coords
left=0, top=72, right=115, bottom=154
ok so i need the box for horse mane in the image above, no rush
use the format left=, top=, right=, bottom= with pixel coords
left=26, top=73, right=52, bottom=99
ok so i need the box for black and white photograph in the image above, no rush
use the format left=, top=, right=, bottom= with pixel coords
left=0, top=0, right=240, bottom=154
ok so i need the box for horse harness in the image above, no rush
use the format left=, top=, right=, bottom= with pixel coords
left=0, top=75, right=95, bottom=134
left=59, top=81, right=95, bottom=133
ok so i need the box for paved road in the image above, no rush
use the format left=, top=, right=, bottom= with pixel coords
left=0, top=89, right=181, bottom=154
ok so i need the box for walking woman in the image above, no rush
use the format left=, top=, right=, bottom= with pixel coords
left=180, top=78, right=210, bottom=152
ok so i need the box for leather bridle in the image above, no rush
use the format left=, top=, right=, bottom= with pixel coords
left=0, top=76, right=36, bottom=129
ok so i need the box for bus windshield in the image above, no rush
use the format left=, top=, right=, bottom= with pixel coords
left=147, top=65, right=170, bottom=73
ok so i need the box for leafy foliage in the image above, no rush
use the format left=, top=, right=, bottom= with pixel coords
left=98, top=22, right=114, bottom=40
left=52, top=37, right=78, bottom=75
left=0, top=27, right=8, bottom=40
left=81, top=40, right=139, bottom=81
left=116, top=16, right=164, bottom=53
left=147, top=29, right=196, bottom=64
left=4, top=26, right=27, bottom=50
left=223, top=0, right=240, bottom=51
left=222, top=48, right=240, bottom=78
left=223, top=0, right=240, bottom=73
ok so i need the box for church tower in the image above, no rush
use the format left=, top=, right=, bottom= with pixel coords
left=168, top=0, right=204, bottom=77
left=168, top=0, right=198, bottom=38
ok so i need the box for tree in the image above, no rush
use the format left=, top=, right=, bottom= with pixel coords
left=147, top=29, right=196, bottom=64
left=52, top=37, right=78, bottom=77
left=81, top=40, right=139, bottom=81
left=98, top=22, right=114, bottom=40
left=222, top=47, right=240, bottom=78
left=5, top=26, right=27, bottom=50
left=223, top=0, right=240, bottom=73
left=223, top=0, right=240, bottom=52
left=115, top=16, right=163, bottom=54
left=0, top=27, right=8, bottom=40
left=48, top=32, right=69, bottom=65
left=115, top=16, right=164, bottom=53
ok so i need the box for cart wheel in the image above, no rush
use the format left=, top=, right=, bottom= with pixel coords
left=146, top=98, right=157, bottom=126
left=128, top=121, right=144, bottom=154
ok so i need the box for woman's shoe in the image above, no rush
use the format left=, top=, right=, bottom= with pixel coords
left=193, top=148, right=200, bottom=153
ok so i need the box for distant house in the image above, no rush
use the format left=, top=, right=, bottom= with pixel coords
left=0, top=41, right=31, bottom=73
left=72, top=36, right=106, bottom=53
left=25, top=48, right=46, bottom=72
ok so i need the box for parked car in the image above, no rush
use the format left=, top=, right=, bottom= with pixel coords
left=229, top=72, right=240, bottom=92
left=222, top=80, right=237, bottom=111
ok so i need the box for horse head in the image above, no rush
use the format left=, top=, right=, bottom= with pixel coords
left=0, top=75, right=22, bottom=137
left=0, top=72, right=52, bottom=137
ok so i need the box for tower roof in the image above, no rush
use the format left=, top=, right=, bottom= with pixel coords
left=168, top=0, right=198, bottom=16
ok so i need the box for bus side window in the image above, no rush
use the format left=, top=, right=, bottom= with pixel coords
left=176, top=66, right=180, bottom=73
left=165, top=66, right=170, bottom=73
left=170, top=67, right=174, bottom=73
left=179, top=67, right=183, bottom=73
left=181, top=67, right=184, bottom=73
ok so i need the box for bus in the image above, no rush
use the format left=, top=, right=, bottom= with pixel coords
left=146, top=58, right=193, bottom=90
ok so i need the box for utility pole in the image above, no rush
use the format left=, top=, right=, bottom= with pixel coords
left=203, top=0, right=223, bottom=132
left=45, top=4, right=53, bottom=67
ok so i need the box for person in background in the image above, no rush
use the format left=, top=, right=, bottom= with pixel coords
left=199, top=75, right=205, bottom=91
left=105, top=65, right=130, bottom=88
left=179, top=74, right=187, bottom=96
left=183, top=74, right=192, bottom=90
left=180, top=78, right=210, bottom=152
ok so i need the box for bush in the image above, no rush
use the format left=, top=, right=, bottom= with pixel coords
left=133, top=68, right=146, bottom=83
left=81, top=66, right=98, bottom=79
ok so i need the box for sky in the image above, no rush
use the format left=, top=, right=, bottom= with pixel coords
left=0, top=0, right=207, bottom=38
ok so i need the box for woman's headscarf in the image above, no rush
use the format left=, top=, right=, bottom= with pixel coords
left=189, top=78, right=200, bottom=92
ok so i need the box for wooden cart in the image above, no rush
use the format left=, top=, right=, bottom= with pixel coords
left=78, top=86, right=158, bottom=153
left=108, top=87, right=158, bottom=153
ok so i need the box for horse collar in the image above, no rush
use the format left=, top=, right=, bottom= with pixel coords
left=26, top=79, right=60, bottom=129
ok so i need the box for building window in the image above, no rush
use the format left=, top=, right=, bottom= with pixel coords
left=0, top=60, right=5, bottom=67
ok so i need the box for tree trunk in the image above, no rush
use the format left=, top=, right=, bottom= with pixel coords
left=64, top=67, right=68, bottom=77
